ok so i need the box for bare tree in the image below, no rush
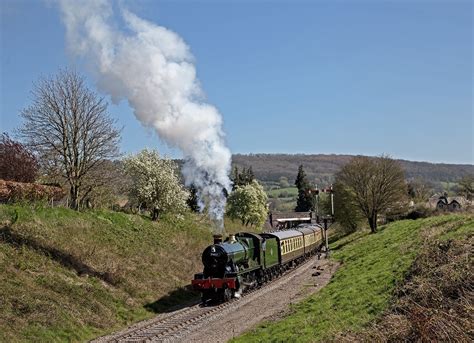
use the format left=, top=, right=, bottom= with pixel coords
left=19, top=69, right=121, bottom=210
left=335, top=155, right=406, bottom=233
left=331, top=180, right=364, bottom=233
left=407, top=178, right=433, bottom=203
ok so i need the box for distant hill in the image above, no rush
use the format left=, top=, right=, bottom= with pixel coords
left=232, top=154, right=473, bottom=187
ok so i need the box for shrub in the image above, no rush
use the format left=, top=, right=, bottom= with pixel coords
left=0, top=180, right=64, bottom=203
left=0, top=133, right=38, bottom=183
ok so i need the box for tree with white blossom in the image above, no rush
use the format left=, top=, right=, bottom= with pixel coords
left=124, top=149, right=189, bottom=220
left=227, top=180, right=268, bottom=228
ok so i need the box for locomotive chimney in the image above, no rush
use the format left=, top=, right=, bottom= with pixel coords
left=213, top=234, right=223, bottom=244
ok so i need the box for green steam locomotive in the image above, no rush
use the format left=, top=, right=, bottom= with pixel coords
left=192, top=224, right=324, bottom=303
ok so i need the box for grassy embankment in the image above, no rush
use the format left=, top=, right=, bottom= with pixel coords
left=234, top=213, right=473, bottom=342
left=0, top=204, right=248, bottom=342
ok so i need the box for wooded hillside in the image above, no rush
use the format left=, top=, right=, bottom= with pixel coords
left=231, top=154, right=473, bottom=186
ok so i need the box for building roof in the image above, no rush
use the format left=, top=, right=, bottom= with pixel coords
left=447, top=197, right=469, bottom=206
left=428, top=195, right=470, bottom=208
left=276, top=217, right=310, bottom=222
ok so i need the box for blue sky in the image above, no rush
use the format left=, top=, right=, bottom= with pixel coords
left=1, top=0, right=472, bottom=164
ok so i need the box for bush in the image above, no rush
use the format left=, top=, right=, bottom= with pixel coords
left=0, top=133, right=38, bottom=183
left=0, top=180, right=64, bottom=203
left=404, top=205, right=435, bottom=220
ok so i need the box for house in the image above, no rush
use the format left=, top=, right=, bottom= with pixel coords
left=448, top=198, right=463, bottom=211
left=430, top=194, right=469, bottom=211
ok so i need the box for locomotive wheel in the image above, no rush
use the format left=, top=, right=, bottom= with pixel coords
left=223, top=288, right=232, bottom=302
left=201, top=291, right=212, bottom=304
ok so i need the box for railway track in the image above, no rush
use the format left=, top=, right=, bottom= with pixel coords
left=92, top=255, right=322, bottom=343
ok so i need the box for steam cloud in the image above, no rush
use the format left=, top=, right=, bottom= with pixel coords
left=58, top=0, right=232, bottom=228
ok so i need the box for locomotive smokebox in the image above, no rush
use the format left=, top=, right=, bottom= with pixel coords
left=213, top=234, right=223, bottom=244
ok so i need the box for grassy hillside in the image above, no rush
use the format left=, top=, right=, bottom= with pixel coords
left=233, top=214, right=473, bottom=342
left=0, top=204, right=246, bottom=342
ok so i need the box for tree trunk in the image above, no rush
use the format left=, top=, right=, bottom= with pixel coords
left=69, top=185, right=79, bottom=210
left=151, top=208, right=160, bottom=221
left=369, top=213, right=377, bottom=233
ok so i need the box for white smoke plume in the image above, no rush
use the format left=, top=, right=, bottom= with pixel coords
left=57, top=0, right=232, bottom=228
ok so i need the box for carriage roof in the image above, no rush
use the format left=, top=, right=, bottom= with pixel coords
left=262, top=229, right=303, bottom=240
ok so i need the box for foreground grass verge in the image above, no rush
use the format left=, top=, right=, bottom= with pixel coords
left=0, top=204, right=226, bottom=342
left=233, top=214, right=473, bottom=342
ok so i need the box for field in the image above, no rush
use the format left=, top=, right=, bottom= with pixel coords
left=0, top=204, right=248, bottom=342
left=266, top=187, right=298, bottom=198
left=265, top=186, right=298, bottom=212
left=233, top=214, right=473, bottom=342
left=265, top=186, right=332, bottom=213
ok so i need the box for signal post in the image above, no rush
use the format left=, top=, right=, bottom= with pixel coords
left=308, top=186, right=334, bottom=257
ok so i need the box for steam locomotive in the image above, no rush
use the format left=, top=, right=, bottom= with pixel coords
left=192, top=224, right=324, bottom=303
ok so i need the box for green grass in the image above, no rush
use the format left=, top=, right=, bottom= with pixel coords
left=233, top=214, right=474, bottom=342
left=0, top=204, right=224, bottom=342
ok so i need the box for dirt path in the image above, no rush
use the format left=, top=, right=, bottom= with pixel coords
left=182, top=258, right=339, bottom=343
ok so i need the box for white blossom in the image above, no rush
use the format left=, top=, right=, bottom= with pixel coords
left=125, top=149, right=189, bottom=218
left=226, top=180, right=268, bottom=228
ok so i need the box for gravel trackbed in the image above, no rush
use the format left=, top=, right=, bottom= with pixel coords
left=93, top=257, right=339, bottom=343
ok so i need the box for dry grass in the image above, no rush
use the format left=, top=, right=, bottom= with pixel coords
left=0, top=203, right=228, bottom=342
